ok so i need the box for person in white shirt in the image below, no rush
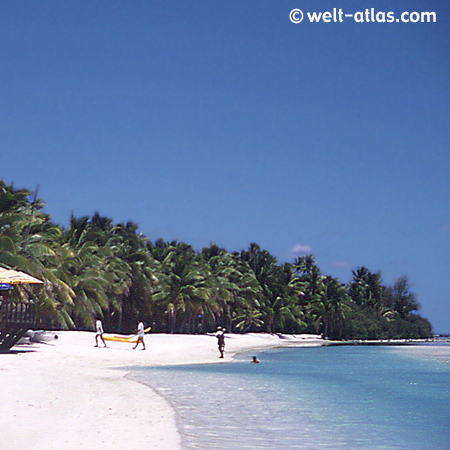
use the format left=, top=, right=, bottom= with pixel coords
left=95, top=319, right=107, bottom=347
left=133, top=321, right=146, bottom=350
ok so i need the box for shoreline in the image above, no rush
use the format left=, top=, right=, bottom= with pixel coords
left=0, top=331, right=325, bottom=449
left=0, top=331, right=433, bottom=449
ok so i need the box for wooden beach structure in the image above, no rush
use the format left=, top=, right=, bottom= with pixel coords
left=0, top=268, right=42, bottom=351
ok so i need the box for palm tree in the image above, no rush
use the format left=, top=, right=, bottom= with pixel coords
left=240, top=245, right=306, bottom=333
left=294, top=255, right=326, bottom=333
left=0, top=182, right=79, bottom=327
left=235, top=308, right=264, bottom=333
left=320, top=276, right=349, bottom=338
left=152, top=242, right=217, bottom=333
left=108, top=221, right=160, bottom=331
left=200, top=244, right=264, bottom=332
left=348, top=267, right=387, bottom=311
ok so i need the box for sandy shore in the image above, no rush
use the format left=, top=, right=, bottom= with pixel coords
left=0, top=331, right=324, bottom=449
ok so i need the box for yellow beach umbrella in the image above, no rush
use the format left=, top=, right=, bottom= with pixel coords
left=0, top=267, right=44, bottom=285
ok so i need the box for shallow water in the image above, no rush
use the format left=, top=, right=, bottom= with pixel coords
left=129, top=343, right=450, bottom=450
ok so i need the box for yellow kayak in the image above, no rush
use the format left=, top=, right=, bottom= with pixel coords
left=103, top=327, right=151, bottom=343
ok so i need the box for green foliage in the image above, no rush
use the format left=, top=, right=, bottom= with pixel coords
left=0, top=180, right=433, bottom=338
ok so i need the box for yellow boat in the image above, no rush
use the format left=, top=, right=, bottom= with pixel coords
left=103, top=327, right=151, bottom=343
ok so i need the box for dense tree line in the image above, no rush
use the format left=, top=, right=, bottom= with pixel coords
left=0, top=181, right=433, bottom=339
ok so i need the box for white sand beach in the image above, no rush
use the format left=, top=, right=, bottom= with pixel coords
left=0, top=331, right=324, bottom=450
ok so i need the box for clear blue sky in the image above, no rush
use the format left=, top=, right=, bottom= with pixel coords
left=2, top=1, right=449, bottom=332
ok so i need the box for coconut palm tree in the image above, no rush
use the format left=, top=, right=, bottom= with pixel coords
left=153, top=242, right=217, bottom=333
left=319, top=276, right=349, bottom=339
left=0, top=183, right=76, bottom=323
left=200, top=244, right=264, bottom=332
left=348, top=267, right=387, bottom=311
left=107, top=221, right=161, bottom=331
left=294, top=255, right=327, bottom=333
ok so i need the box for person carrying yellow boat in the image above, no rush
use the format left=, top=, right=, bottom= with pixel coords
left=133, top=321, right=146, bottom=350
left=102, top=324, right=151, bottom=345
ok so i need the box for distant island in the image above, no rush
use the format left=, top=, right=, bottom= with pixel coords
left=0, top=180, right=433, bottom=339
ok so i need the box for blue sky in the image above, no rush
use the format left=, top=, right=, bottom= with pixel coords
left=2, top=1, right=449, bottom=332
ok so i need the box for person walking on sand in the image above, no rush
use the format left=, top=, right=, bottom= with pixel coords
left=216, top=326, right=225, bottom=358
left=133, top=321, right=146, bottom=350
left=95, top=318, right=107, bottom=347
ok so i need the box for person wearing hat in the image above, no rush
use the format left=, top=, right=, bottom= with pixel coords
left=216, top=326, right=225, bottom=358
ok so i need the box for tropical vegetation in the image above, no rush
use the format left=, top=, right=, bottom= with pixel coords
left=0, top=181, right=433, bottom=339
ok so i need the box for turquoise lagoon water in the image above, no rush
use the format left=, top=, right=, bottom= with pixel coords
left=128, top=343, right=450, bottom=449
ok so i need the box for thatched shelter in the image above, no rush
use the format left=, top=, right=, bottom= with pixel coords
left=0, top=268, right=42, bottom=350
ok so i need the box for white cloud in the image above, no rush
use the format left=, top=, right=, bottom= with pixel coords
left=289, top=244, right=312, bottom=257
